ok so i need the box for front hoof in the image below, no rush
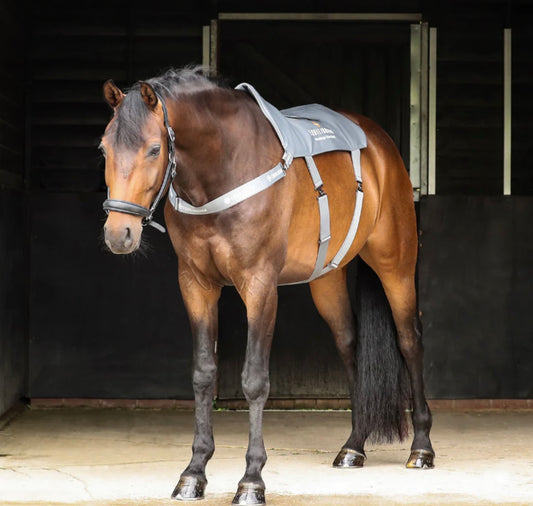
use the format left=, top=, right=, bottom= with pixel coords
left=333, top=448, right=366, bottom=468
left=171, top=475, right=207, bottom=501
left=406, top=449, right=435, bottom=469
left=232, top=483, right=266, bottom=505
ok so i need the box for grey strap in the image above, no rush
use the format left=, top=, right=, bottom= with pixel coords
left=323, top=149, right=364, bottom=272
left=310, top=193, right=331, bottom=279
left=168, top=163, right=287, bottom=215
left=304, top=155, right=323, bottom=189
left=304, top=156, right=331, bottom=282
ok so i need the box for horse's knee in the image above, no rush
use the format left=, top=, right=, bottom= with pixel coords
left=192, top=364, right=217, bottom=392
left=242, top=370, right=270, bottom=402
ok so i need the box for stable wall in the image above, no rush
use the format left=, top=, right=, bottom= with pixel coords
left=0, top=1, right=27, bottom=416
left=0, top=191, right=27, bottom=416
left=419, top=196, right=533, bottom=398
left=20, top=0, right=533, bottom=403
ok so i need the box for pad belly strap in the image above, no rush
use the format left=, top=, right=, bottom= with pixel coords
left=322, top=149, right=363, bottom=274
left=304, top=155, right=331, bottom=282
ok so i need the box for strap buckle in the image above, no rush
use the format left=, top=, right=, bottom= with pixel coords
left=282, top=151, right=293, bottom=170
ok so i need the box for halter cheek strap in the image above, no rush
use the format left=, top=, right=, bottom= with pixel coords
left=103, top=92, right=176, bottom=234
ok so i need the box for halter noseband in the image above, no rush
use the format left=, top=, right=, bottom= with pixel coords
left=102, top=92, right=176, bottom=233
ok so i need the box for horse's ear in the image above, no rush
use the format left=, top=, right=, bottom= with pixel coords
left=103, top=80, right=124, bottom=109
left=139, top=81, right=158, bottom=110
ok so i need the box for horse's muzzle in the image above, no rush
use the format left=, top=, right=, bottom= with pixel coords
left=104, top=218, right=142, bottom=254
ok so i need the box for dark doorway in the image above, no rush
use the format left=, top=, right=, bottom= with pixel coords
left=216, top=19, right=412, bottom=400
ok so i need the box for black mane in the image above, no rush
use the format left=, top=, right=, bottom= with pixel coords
left=108, top=66, right=217, bottom=149
left=146, top=66, right=217, bottom=100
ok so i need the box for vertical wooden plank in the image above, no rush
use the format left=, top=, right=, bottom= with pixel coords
left=428, top=27, right=437, bottom=195
left=420, top=22, right=429, bottom=197
left=210, top=19, right=218, bottom=74
left=410, top=24, right=421, bottom=200
left=503, top=28, right=512, bottom=195
left=202, top=25, right=210, bottom=68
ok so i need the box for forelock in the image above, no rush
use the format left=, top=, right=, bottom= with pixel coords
left=109, top=86, right=150, bottom=149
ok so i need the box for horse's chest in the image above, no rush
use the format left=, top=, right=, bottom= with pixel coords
left=176, top=231, right=244, bottom=283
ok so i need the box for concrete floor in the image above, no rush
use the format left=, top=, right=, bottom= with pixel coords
left=0, top=408, right=532, bottom=505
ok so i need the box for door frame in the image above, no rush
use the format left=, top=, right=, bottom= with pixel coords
left=204, top=12, right=435, bottom=200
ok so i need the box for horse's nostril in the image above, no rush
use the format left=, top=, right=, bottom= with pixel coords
left=123, top=227, right=133, bottom=248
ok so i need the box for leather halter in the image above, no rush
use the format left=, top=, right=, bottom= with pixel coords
left=102, top=92, right=176, bottom=233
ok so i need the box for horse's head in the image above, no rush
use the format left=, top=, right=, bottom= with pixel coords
left=100, top=80, right=172, bottom=254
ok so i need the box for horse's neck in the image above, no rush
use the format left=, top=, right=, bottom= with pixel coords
left=169, top=90, right=280, bottom=207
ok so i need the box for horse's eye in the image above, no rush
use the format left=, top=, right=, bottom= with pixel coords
left=148, top=145, right=161, bottom=158
left=98, top=143, right=107, bottom=157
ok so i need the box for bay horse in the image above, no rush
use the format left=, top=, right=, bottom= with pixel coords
left=100, top=67, right=434, bottom=505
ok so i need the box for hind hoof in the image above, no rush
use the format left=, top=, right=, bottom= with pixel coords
left=171, top=475, right=207, bottom=501
left=232, top=483, right=266, bottom=505
left=406, top=449, right=435, bottom=469
left=333, top=448, right=366, bottom=468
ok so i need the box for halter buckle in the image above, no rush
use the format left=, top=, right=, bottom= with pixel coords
left=168, top=126, right=175, bottom=143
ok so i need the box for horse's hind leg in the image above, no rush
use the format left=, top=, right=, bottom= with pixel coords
left=378, top=270, right=434, bottom=468
left=172, top=268, right=221, bottom=501
left=361, top=244, right=435, bottom=469
left=309, top=267, right=367, bottom=467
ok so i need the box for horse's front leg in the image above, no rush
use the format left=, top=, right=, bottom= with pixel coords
left=172, top=268, right=221, bottom=501
left=233, top=272, right=278, bottom=506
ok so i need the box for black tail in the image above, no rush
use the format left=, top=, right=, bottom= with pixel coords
left=353, top=260, right=411, bottom=443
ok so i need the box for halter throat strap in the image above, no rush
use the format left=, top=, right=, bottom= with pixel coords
left=102, top=92, right=176, bottom=233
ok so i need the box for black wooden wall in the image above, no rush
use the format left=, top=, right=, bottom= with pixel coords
left=0, top=0, right=27, bottom=415
left=418, top=1, right=533, bottom=399
left=0, top=0, right=531, bottom=413
left=29, top=3, right=209, bottom=192
left=27, top=2, right=210, bottom=400
left=511, top=2, right=533, bottom=194
left=433, top=3, right=505, bottom=194
left=419, top=197, right=533, bottom=398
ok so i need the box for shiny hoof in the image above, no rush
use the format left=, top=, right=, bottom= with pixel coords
left=232, top=483, right=266, bottom=505
left=171, top=475, right=207, bottom=501
left=406, top=449, right=435, bottom=469
left=333, top=448, right=366, bottom=468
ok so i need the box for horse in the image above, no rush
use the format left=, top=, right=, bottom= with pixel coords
left=100, top=67, right=434, bottom=505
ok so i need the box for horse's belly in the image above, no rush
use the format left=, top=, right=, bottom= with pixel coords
left=278, top=152, right=361, bottom=284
